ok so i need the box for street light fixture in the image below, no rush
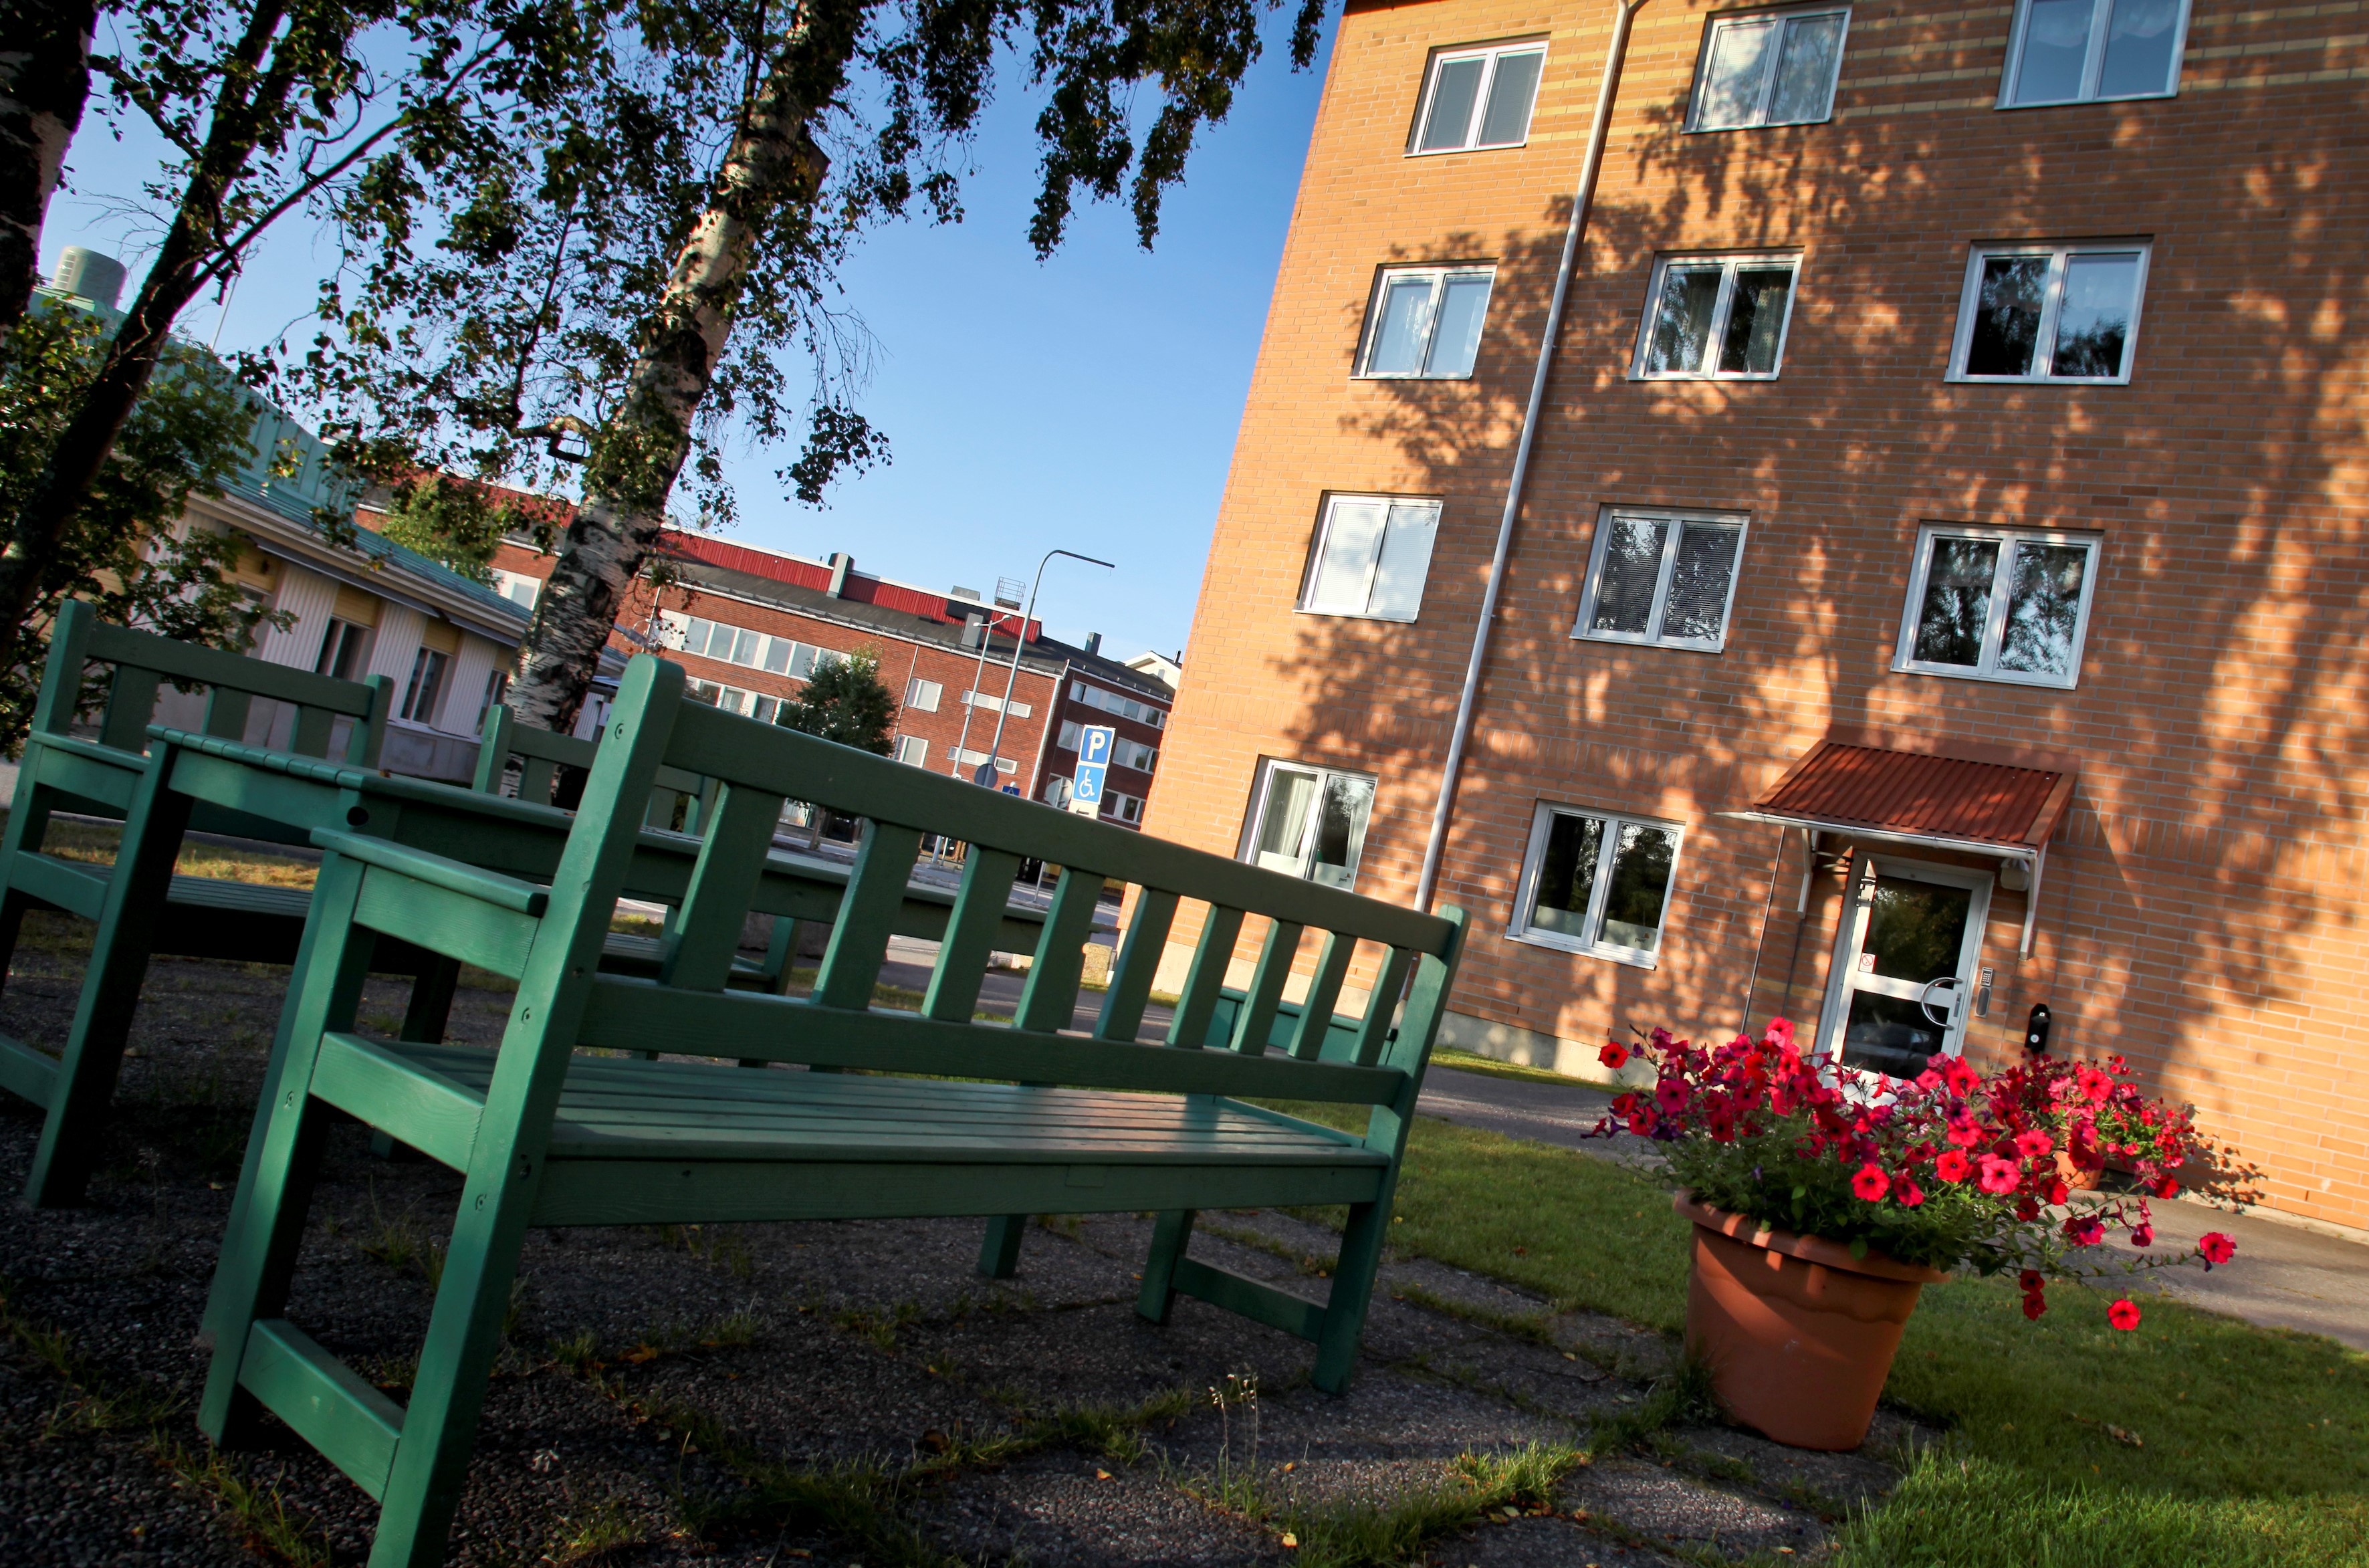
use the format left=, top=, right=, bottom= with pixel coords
left=973, top=548, right=1115, bottom=788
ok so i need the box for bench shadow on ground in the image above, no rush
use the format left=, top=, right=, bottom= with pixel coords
left=0, top=931, right=1936, bottom=1568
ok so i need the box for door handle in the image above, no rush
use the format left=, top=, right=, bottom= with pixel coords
left=1918, top=976, right=1962, bottom=1028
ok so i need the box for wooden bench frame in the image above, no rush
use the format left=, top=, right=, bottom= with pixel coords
left=197, top=653, right=1466, bottom=1568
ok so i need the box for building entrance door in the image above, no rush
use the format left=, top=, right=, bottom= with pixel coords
left=1820, top=857, right=1991, bottom=1080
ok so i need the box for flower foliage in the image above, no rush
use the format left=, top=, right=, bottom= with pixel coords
left=1591, top=1020, right=2242, bottom=1327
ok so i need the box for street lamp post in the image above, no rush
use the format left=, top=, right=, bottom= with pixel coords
left=975, top=548, right=1115, bottom=790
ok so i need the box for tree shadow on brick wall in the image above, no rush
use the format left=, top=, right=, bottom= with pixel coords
left=1262, top=94, right=2369, bottom=1138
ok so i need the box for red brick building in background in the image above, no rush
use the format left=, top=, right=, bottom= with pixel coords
left=1147, top=0, right=2369, bottom=1234
left=487, top=534, right=1177, bottom=823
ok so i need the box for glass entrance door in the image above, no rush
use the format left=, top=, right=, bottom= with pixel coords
left=1820, top=858, right=1991, bottom=1080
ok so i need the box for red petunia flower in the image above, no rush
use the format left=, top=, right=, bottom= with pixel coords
left=2063, top=1216, right=2104, bottom=1246
left=1625, top=1107, right=1657, bottom=1137
left=1655, top=1079, right=1690, bottom=1114
left=2044, top=1178, right=2070, bottom=1207
left=1896, top=1178, right=1926, bottom=1208
left=2129, top=1223, right=2154, bottom=1248
left=1978, top=1155, right=2022, bottom=1195
left=1850, top=1164, right=1892, bottom=1202
left=1599, top=1041, right=1631, bottom=1071
left=2152, top=1178, right=2181, bottom=1200
left=2198, top=1232, right=2236, bottom=1266
left=2108, top=1298, right=2142, bottom=1331
left=1942, top=1056, right=1982, bottom=1097
left=2019, top=1268, right=2045, bottom=1291
left=1764, top=1018, right=1796, bottom=1049
left=2021, top=1290, right=2047, bottom=1321
left=1935, top=1149, right=1972, bottom=1183
left=2014, top=1129, right=2055, bottom=1159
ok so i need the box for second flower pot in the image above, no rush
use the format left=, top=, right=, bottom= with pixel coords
left=1674, top=1194, right=1949, bottom=1451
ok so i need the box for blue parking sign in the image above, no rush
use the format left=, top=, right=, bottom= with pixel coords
left=1070, top=762, right=1107, bottom=804
left=1077, top=725, right=1114, bottom=767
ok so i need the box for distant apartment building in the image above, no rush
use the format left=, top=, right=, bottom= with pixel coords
left=33, top=256, right=533, bottom=780
left=1149, top=1, right=2369, bottom=1234
left=489, top=534, right=1178, bottom=826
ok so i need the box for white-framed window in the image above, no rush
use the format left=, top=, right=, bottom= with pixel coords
left=684, top=676, right=784, bottom=724
left=660, top=610, right=834, bottom=681
left=489, top=568, right=541, bottom=609
left=475, top=668, right=509, bottom=732
left=314, top=617, right=371, bottom=681
left=894, top=735, right=929, bottom=766
left=400, top=647, right=450, bottom=725
left=1242, top=760, right=1375, bottom=891
left=1356, top=265, right=1494, bottom=379
left=1633, top=254, right=1800, bottom=380
left=1686, top=5, right=1850, bottom=131
left=1999, top=0, right=2188, bottom=108
left=1114, top=738, right=1158, bottom=773
left=1105, top=789, right=1145, bottom=825
left=1409, top=40, right=1547, bottom=154
left=1574, top=509, right=1748, bottom=651
left=1071, top=681, right=1166, bottom=727
left=961, top=689, right=1032, bottom=719
left=1948, top=242, right=2149, bottom=384
left=905, top=677, right=942, bottom=712
left=1894, top=526, right=2102, bottom=687
left=1510, top=802, right=1683, bottom=965
left=1058, top=719, right=1083, bottom=751
left=953, top=748, right=1018, bottom=776
left=1299, top=495, right=1442, bottom=623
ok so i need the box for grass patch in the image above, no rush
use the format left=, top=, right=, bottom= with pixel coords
left=545, top=1492, right=645, bottom=1565
left=1428, top=1047, right=1605, bottom=1089
left=156, top=1437, right=334, bottom=1568
left=5, top=814, right=320, bottom=891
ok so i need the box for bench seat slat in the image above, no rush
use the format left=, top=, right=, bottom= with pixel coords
left=0, top=1031, right=60, bottom=1108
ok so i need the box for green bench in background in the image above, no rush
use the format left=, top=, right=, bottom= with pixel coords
left=199, top=653, right=1466, bottom=1568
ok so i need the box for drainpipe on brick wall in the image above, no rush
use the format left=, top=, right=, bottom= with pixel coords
left=1413, top=0, right=1646, bottom=912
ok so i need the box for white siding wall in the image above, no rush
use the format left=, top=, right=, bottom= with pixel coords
left=445, top=634, right=501, bottom=738
left=368, top=603, right=427, bottom=695
left=259, top=564, right=338, bottom=670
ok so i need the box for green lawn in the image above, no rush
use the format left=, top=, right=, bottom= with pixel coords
left=1278, top=1103, right=2369, bottom=1567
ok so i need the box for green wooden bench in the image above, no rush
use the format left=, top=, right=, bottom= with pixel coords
left=197, top=653, right=1466, bottom=1568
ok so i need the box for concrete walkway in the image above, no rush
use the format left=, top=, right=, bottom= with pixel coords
left=1414, top=1065, right=2369, bottom=1353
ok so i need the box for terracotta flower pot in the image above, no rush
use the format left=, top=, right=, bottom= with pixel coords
left=1674, top=1194, right=1950, bottom=1452
left=2055, top=1148, right=2102, bottom=1192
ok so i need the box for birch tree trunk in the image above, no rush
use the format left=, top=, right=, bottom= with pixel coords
left=503, top=2, right=860, bottom=735
left=0, top=0, right=97, bottom=340
left=0, top=0, right=308, bottom=633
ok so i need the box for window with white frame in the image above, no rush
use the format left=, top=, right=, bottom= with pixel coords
left=1242, top=760, right=1375, bottom=890
left=314, top=617, right=371, bottom=681
left=489, top=568, right=541, bottom=609
left=1357, top=265, right=1494, bottom=379
left=1072, top=680, right=1165, bottom=727
left=1105, top=789, right=1145, bottom=825
left=2000, top=0, right=2187, bottom=108
left=1512, top=804, right=1683, bottom=963
left=894, top=735, right=929, bottom=766
left=1686, top=5, right=1850, bottom=131
left=1057, top=719, right=1082, bottom=752
left=1410, top=40, right=1546, bottom=154
left=1114, top=738, right=1158, bottom=772
left=1895, top=526, right=2101, bottom=686
left=661, top=610, right=838, bottom=681
left=905, top=677, right=942, bottom=712
left=953, top=748, right=1018, bottom=776
left=1575, top=510, right=1748, bottom=651
left=400, top=648, right=449, bottom=725
left=1950, top=243, right=2148, bottom=383
left=961, top=689, right=1032, bottom=718
left=475, top=669, right=509, bottom=732
left=1300, top=495, right=1442, bottom=622
left=1634, top=255, right=1800, bottom=379
left=684, top=676, right=784, bottom=724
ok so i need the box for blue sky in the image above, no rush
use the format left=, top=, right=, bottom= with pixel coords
left=39, top=11, right=1337, bottom=666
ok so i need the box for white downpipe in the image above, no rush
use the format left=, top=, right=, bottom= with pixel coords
left=1412, top=0, right=1646, bottom=912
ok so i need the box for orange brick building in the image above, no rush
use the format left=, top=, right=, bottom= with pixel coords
left=1151, top=0, right=2369, bottom=1234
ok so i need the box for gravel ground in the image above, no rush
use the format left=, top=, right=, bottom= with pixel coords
left=0, top=911, right=1932, bottom=1567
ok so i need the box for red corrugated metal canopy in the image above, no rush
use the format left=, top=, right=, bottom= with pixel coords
left=1748, top=738, right=2076, bottom=851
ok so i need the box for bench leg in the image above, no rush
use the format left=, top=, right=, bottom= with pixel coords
left=23, top=768, right=193, bottom=1206
left=397, top=955, right=463, bottom=1044
left=1135, top=1208, right=1198, bottom=1324
left=1312, top=1199, right=1390, bottom=1394
left=0, top=777, right=59, bottom=1001
left=978, top=1214, right=1028, bottom=1278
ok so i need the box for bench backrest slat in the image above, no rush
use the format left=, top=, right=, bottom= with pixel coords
left=923, top=847, right=1022, bottom=1023
left=1097, top=887, right=1177, bottom=1042
left=658, top=778, right=785, bottom=991
left=812, top=821, right=925, bottom=1010
left=1289, top=931, right=1358, bottom=1061
left=1354, top=945, right=1414, bottom=1069
left=1167, top=904, right=1246, bottom=1049
left=1230, top=918, right=1305, bottom=1055
left=1015, top=868, right=1103, bottom=1033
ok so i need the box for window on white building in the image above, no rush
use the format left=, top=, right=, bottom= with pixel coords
left=1949, top=243, right=2149, bottom=383
left=1894, top=526, right=2101, bottom=687
left=1511, top=804, right=1682, bottom=964
left=905, top=677, right=942, bottom=711
left=1686, top=5, right=1850, bottom=131
left=1070, top=681, right=1165, bottom=727
left=476, top=669, right=510, bottom=732
left=894, top=736, right=929, bottom=766
left=2000, top=0, right=2187, bottom=108
left=1299, top=495, right=1442, bottom=623
left=1575, top=510, right=1748, bottom=651
left=1633, top=255, right=1800, bottom=379
left=314, top=617, right=371, bottom=681
left=1356, top=266, right=1494, bottom=379
left=400, top=647, right=449, bottom=725
left=1242, top=760, right=1375, bottom=890
left=1411, top=41, right=1546, bottom=154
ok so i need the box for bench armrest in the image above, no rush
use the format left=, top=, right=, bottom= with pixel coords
left=310, top=828, right=550, bottom=915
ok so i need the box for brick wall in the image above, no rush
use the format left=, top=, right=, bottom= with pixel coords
left=1151, top=0, right=2369, bottom=1232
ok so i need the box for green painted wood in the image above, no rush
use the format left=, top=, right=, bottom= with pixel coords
left=1170, top=1256, right=1326, bottom=1343
left=1134, top=1208, right=1195, bottom=1324
left=290, top=703, right=336, bottom=759
left=238, top=1318, right=404, bottom=1500
left=308, top=1034, right=483, bottom=1171
left=1015, top=869, right=1104, bottom=1033
left=659, top=780, right=785, bottom=993
left=813, top=822, right=925, bottom=1011
left=17, top=737, right=140, bottom=811
left=352, top=868, right=541, bottom=983
left=29, top=599, right=98, bottom=738
left=0, top=1032, right=60, bottom=1107
left=1228, top=919, right=1304, bottom=1056
left=924, top=847, right=1022, bottom=1022
left=313, top=828, right=550, bottom=915
left=1354, top=947, right=1413, bottom=1068
left=1097, top=889, right=1175, bottom=1042
left=80, top=616, right=385, bottom=717
left=471, top=705, right=516, bottom=794
left=346, top=677, right=394, bottom=767
left=1166, top=905, right=1245, bottom=1050
left=574, top=979, right=1407, bottom=1103
left=201, top=687, right=253, bottom=740
left=977, top=1214, right=1026, bottom=1278
left=7, top=851, right=109, bottom=919
left=1289, top=933, right=1357, bottom=1060
left=98, top=665, right=160, bottom=752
